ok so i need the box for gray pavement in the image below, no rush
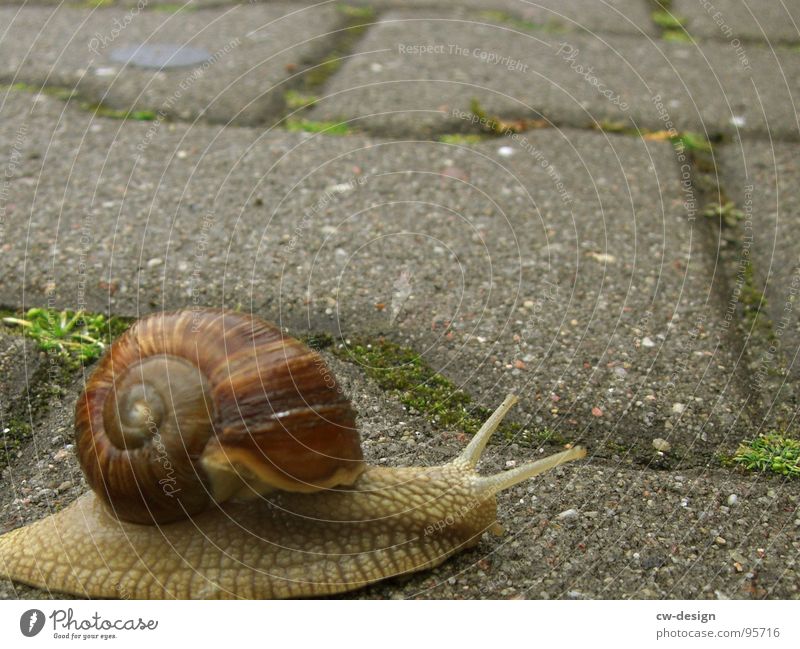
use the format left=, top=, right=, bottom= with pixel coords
left=0, top=3, right=342, bottom=124
left=0, top=0, right=798, bottom=600
left=356, top=0, right=657, bottom=35
left=674, top=0, right=800, bottom=43
left=0, top=331, right=40, bottom=467
left=308, top=10, right=800, bottom=139
left=1, top=342, right=797, bottom=600
left=718, top=140, right=800, bottom=392
left=0, top=89, right=755, bottom=462
left=0, top=0, right=657, bottom=35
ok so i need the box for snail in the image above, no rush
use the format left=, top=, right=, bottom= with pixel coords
left=0, top=308, right=586, bottom=599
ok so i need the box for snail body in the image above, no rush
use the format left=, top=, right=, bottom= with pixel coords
left=0, top=309, right=585, bottom=599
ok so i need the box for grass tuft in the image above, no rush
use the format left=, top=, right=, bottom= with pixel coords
left=703, top=201, right=743, bottom=227
left=672, top=131, right=712, bottom=152
left=284, top=90, right=319, bottom=111
left=2, top=308, right=130, bottom=367
left=651, top=6, right=692, bottom=42
left=284, top=118, right=351, bottom=135
left=733, top=432, right=800, bottom=478
left=651, top=9, right=688, bottom=30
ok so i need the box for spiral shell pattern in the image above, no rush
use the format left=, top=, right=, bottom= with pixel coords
left=75, top=309, right=364, bottom=524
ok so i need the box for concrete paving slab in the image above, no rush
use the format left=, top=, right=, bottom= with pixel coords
left=0, top=351, right=796, bottom=599
left=357, top=0, right=657, bottom=36
left=0, top=0, right=795, bottom=607
left=308, top=11, right=800, bottom=139
left=674, top=0, right=800, bottom=44
left=0, top=331, right=41, bottom=464
left=0, top=0, right=655, bottom=36
left=0, top=2, right=342, bottom=124
left=0, top=90, right=756, bottom=463
left=718, top=140, right=800, bottom=395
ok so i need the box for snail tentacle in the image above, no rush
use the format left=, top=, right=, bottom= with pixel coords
left=455, top=393, right=586, bottom=496
left=455, top=393, right=519, bottom=467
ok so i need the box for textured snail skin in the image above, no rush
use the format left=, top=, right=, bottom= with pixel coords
left=0, top=465, right=493, bottom=598
left=0, top=444, right=585, bottom=598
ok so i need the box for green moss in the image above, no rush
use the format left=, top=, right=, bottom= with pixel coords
left=69, top=0, right=115, bottom=7
left=3, top=82, right=75, bottom=102
left=302, top=8, right=373, bottom=89
left=662, top=30, right=693, bottom=42
left=1, top=307, right=132, bottom=466
left=3, top=82, right=158, bottom=121
left=333, top=337, right=496, bottom=434
left=90, top=105, right=157, bottom=121
left=284, top=118, right=351, bottom=135
left=284, top=90, right=319, bottom=111
left=740, top=262, right=766, bottom=310
left=651, top=4, right=692, bottom=41
left=469, top=98, right=504, bottom=134
left=304, top=55, right=343, bottom=88
left=107, top=314, right=134, bottom=340
left=734, top=262, right=776, bottom=344
left=336, top=4, right=376, bottom=21
left=1, top=416, right=32, bottom=467
left=605, top=440, right=630, bottom=454
left=0, top=363, right=77, bottom=466
left=651, top=9, right=688, bottom=30
left=717, top=452, right=736, bottom=468
left=733, top=432, right=800, bottom=478
left=479, top=10, right=565, bottom=33
left=535, top=427, right=568, bottom=446
left=303, top=332, right=335, bottom=351
left=0, top=345, right=86, bottom=467
left=332, top=337, right=566, bottom=446
left=438, top=133, right=487, bottom=145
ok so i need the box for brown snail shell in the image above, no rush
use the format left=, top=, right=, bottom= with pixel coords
left=75, top=309, right=364, bottom=524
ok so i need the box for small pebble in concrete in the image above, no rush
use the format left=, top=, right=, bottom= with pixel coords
left=557, top=508, right=579, bottom=521
left=53, top=447, right=73, bottom=462
left=652, top=438, right=671, bottom=452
